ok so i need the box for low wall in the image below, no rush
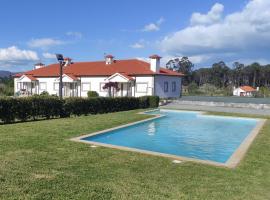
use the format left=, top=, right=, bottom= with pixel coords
left=172, top=100, right=270, bottom=110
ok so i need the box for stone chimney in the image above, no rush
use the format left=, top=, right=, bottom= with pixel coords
left=105, top=55, right=114, bottom=65
left=64, top=57, right=72, bottom=66
left=34, top=63, right=45, bottom=69
left=149, top=54, right=161, bottom=73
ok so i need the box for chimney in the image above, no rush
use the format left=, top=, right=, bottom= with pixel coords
left=34, top=63, right=45, bottom=69
left=256, top=87, right=259, bottom=91
left=149, top=54, right=161, bottom=73
left=105, top=54, right=114, bottom=65
left=64, top=57, right=72, bottom=66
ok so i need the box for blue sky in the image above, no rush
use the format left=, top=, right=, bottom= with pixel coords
left=1, top=0, right=269, bottom=71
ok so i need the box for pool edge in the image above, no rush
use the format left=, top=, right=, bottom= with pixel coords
left=70, top=109, right=267, bottom=169
left=225, top=118, right=267, bottom=168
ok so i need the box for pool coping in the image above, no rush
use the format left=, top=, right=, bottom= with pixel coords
left=70, top=109, right=267, bottom=169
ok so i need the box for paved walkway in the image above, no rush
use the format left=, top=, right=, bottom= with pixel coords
left=161, top=103, right=270, bottom=116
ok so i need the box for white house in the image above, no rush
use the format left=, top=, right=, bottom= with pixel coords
left=233, top=86, right=258, bottom=97
left=14, top=55, right=183, bottom=98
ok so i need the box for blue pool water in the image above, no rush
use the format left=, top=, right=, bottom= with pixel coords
left=82, top=110, right=258, bottom=163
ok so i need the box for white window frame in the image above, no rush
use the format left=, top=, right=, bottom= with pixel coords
left=39, top=82, right=47, bottom=91
left=81, top=82, right=91, bottom=92
left=136, top=82, right=148, bottom=93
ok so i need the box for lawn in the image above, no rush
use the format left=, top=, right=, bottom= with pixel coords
left=0, top=109, right=270, bottom=199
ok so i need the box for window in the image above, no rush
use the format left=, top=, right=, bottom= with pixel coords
left=39, top=82, right=47, bottom=90
left=82, top=83, right=91, bottom=92
left=164, top=82, right=168, bottom=92
left=54, top=83, right=59, bottom=91
left=172, top=81, right=176, bottom=92
left=136, top=83, right=148, bottom=93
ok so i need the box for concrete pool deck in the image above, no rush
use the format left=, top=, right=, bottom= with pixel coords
left=71, top=109, right=267, bottom=169
left=161, top=104, right=270, bottom=116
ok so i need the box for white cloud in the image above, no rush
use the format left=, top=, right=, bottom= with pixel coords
left=142, top=17, right=164, bottom=32
left=0, top=46, right=39, bottom=69
left=42, top=52, right=56, bottom=59
left=190, top=3, right=224, bottom=26
left=28, top=38, right=64, bottom=49
left=159, top=0, right=270, bottom=65
left=66, top=31, right=83, bottom=39
left=130, top=43, right=144, bottom=49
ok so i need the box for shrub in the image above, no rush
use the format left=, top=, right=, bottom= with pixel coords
left=139, top=96, right=149, bottom=108
left=40, top=91, right=49, bottom=96
left=148, top=96, right=160, bottom=108
left=0, top=95, right=160, bottom=124
left=87, top=91, right=99, bottom=98
left=0, top=97, right=17, bottom=123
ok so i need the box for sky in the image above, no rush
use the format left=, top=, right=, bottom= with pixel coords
left=0, top=0, right=270, bottom=71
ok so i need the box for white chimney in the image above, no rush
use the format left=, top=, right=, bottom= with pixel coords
left=105, top=55, right=114, bottom=65
left=34, top=63, right=45, bottom=69
left=64, top=57, right=72, bottom=66
left=256, top=87, right=259, bottom=91
left=149, top=54, right=161, bottom=72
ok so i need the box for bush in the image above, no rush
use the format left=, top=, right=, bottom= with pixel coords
left=87, top=91, right=99, bottom=98
left=40, top=91, right=49, bottom=96
left=0, top=95, right=159, bottom=124
left=0, top=97, right=17, bottom=123
left=148, top=96, right=160, bottom=108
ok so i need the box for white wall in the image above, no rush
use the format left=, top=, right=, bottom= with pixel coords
left=233, top=88, right=254, bottom=97
left=134, top=76, right=154, bottom=97
left=36, top=77, right=57, bottom=95
left=14, top=75, right=179, bottom=98
left=80, top=77, right=108, bottom=97
left=154, top=75, right=182, bottom=98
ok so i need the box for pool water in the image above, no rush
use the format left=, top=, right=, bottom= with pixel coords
left=82, top=110, right=258, bottom=163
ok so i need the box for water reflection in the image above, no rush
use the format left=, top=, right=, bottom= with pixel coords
left=147, top=122, right=156, bottom=136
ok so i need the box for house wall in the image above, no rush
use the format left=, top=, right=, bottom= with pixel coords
left=134, top=76, right=154, bottom=97
left=36, top=77, right=57, bottom=95
left=80, top=76, right=108, bottom=97
left=233, top=88, right=254, bottom=97
left=154, top=75, right=182, bottom=98
left=14, top=75, right=181, bottom=98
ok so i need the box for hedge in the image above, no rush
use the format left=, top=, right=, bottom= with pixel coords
left=0, top=96, right=159, bottom=124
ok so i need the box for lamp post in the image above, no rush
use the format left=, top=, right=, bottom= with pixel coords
left=56, top=54, right=64, bottom=99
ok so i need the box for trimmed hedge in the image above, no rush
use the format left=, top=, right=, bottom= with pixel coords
left=0, top=96, right=159, bottom=124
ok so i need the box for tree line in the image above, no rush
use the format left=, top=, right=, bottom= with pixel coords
left=166, top=57, right=270, bottom=88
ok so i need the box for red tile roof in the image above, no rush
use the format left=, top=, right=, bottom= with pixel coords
left=117, top=72, right=134, bottom=80
left=65, top=73, right=78, bottom=80
left=25, top=75, right=37, bottom=81
left=240, top=86, right=257, bottom=92
left=14, top=59, right=183, bottom=78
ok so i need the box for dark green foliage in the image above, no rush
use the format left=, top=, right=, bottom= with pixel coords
left=40, top=91, right=49, bottom=96
left=0, top=96, right=159, bottom=124
left=0, top=77, right=14, bottom=96
left=87, top=91, right=99, bottom=98
left=148, top=96, right=160, bottom=108
left=0, top=97, right=17, bottom=123
left=138, top=96, right=159, bottom=108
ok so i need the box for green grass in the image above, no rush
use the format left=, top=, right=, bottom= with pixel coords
left=0, top=109, right=270, bottom=199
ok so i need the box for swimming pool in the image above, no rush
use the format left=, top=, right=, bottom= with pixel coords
left=73, top=110, right=265, bottom=167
